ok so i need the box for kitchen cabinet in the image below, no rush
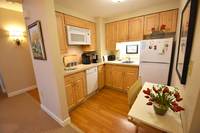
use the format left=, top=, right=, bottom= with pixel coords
left=98, top=65, right=105, bottom=89
left=105, top=22, right=118, bottom=51
left=117, top=20, right=129, bottom=42
left=123, top=67, right=139, bottom=90
left=64, top=72, right=86, bottom=109
left=159, top=9, right=178, bottom=33
left=64, top=15, right=87, bottom=28
left=144, top=13, right=160, bottom=35
left=128, top=16, right=144, bottom=41
left=105, top=64, right=139, bottom=90
left=56, top=12, right=68, bottom=54
left=82, top=22, right=97, bottom=51
left=112, top=66, right=124, bottom=89
left=105, top=65, right=113, bottom=87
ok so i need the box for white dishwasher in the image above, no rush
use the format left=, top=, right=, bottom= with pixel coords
left=86, top=67, right=98, bottom=94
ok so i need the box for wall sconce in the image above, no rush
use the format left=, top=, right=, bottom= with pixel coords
left=9, top=29, right=24, bottom=46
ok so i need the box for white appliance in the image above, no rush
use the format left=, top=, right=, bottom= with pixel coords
left=86, top=67, right=98, bottom=94
left=66, top=26, right=91, bottom=45
left=140, top=38, right=173, bottom=85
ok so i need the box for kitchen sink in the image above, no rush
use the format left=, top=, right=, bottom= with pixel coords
left=121, top=61, right=134, bottom=64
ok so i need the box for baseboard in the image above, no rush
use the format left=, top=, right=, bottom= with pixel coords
left=40, top=104, right=71, bottom=127
left=7, top=85, right=37, bottom=97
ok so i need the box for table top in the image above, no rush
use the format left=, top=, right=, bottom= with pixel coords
left=128, top=82, right=183, bottom=133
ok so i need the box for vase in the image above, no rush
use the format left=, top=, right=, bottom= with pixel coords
left=153, top=103, right=168, bottom=116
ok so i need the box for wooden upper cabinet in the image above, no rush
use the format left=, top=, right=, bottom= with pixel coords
left=82, top=22, right=97, bottom=51
left=64, top=15, right=87, bottom=28
left=159, top=9, right=178, bottom=33
left=144, top=13, right=160, bottom=35
left=55, top=12, right=68, bottom=54
left=117, top=20, right=129, bottom=42
left=128, top=16, right=144, bottom=41
left=106, top=22, right=118, bottom=51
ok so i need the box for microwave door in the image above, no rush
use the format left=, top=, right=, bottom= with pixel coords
left=69, top=33, right=86, bottom=44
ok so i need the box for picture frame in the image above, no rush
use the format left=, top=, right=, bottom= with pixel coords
left=176, top=0, right=198, bottom=84
left=28, top=21, right=47, bottom=60
left=126, top=45, right=138, bottom=54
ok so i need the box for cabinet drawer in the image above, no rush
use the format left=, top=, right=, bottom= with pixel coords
left=64, top=72, right=85, bottom=83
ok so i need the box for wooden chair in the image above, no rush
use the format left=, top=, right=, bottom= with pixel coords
left=127, top=78, right=142, bottom=109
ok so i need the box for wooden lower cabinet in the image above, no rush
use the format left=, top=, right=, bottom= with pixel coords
left=98, top=65, right=105, bottom=89
left=105, top=64, right=139, bottom=90
left=105, top=65, right=113, bottom=87
left=64, top=72, right=86, bottom=109
left=112, top=66, right=124, bottom=89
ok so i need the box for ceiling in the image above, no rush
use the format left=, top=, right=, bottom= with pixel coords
left=0, top=0, right=22, bottom=12
left=54, top=0, right=176, bottom=18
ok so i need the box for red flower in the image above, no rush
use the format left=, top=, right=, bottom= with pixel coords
left=171, top=105, right=184, bottom=112
left=171, top=101, right=178, bottom=106
left=143, top=88, right=151, bottom=95
left=176, top=97, right=183, bottom=102
left=163, top=87, right=169, bottom=93
left=151, top=27, right=156, bottom=32
left=160, top=24, right=166, bottom=30
left=174, top=91, right=180, bottom=99
left=146, top=102, right=153, bottom=105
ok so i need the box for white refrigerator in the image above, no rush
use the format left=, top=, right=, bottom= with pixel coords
left=139, top=38, right=173, bottom=85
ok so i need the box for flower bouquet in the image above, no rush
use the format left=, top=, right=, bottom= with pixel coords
left=143, top=85, right=184, bottom=115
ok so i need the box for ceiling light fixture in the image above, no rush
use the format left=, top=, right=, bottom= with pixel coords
left=112, top=0, right=124, bottom=3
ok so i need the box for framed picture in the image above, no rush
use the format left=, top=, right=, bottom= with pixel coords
left=126, top=45, right=138, bottom=54
left=176, top=0, right=198, bottom=84
left=28, top=21, right=47, bottom=60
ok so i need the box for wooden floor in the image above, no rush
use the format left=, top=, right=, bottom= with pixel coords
left=28, top=88, right=162, bottom=133
left=27, top=88, right=40, bottom=103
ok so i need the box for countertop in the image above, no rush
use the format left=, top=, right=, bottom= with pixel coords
left=64, top=60, right=139, bottom=76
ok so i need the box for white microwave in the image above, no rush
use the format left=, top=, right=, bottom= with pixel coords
left=66, top=26, right=91, bottom=45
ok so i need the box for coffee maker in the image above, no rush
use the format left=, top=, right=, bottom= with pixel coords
left=92, top=54, right=98, bottom=63
left=82, top=53, right=91, bottom=64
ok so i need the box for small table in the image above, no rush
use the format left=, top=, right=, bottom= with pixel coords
left=128, top=82, right=183, bottom=133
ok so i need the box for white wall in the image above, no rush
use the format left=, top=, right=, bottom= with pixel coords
left=22, top=0, right=69, bottom=125
left=171, top=0, right=200, bottom=133
left=0, top=8, right=36, bottom=94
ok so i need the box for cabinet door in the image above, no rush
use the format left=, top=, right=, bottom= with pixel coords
left=117, top=20, right=129, bottom=42
left=65, top=81, right=76, bottom=109
left=144, top=13, right=160, bottom=35
left=128, top=17, right=144, bottom=41
left=82, top=22, right=97, bottom=51
left=56, top=12, right=68, bottom=54
left=64, top=15, right=87, bottom=28
left=105, top=65, right=113, bottom=87
left=112, top=66, right=124, bottom=89
left=75, top=77, right=86, bottom=103
left=98, top=65, right=105, bottom=89
left=105, top=22, right=117, bottom=51
left=123, top=67, right=139, bottom=90
left=159, top=9, right=178, bottom=33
